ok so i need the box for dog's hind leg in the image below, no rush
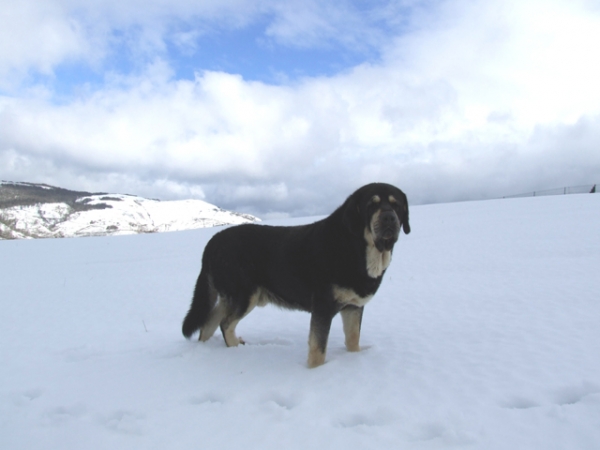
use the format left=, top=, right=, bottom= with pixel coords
left=219, top=288, right=263, bottom=347
left=307, top=297, right=337, bottom=368
left=199, top=297, right=227, bottom=342
left=220, top=316, right=244, bottom=347
left=340, top=305, right=363, bottom=352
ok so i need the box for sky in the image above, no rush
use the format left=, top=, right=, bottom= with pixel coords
left=1, top=0, right=600, bottom=218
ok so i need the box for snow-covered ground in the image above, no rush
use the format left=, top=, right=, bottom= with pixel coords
left=1, top=194, right=599, bottom=449
left=0, top=192, right=257, bottom=239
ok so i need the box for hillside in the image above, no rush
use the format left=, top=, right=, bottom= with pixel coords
left=0, top=181, right=257, bottom=239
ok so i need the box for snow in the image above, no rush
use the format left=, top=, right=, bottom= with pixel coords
left=0, top=194, right=257, bottom=239
left=1, top=194, right=599, bottom=449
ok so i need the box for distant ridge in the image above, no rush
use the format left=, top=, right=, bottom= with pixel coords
left=0, top=181, right=258, bottom=240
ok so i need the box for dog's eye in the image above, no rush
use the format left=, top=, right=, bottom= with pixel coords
left=366, top=195, right=381, bottom=208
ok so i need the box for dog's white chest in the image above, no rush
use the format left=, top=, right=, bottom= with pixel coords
left=366, top=246, right=392, bottom=278
left=363, top=227, right=392, bottom=278
left=333, top=285, right=373, bottom=307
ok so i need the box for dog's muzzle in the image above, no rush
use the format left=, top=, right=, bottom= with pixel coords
left=374, top=210, right=400, bottom=251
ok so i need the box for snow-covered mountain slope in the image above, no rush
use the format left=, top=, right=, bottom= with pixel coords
left=0, top=181, right=257, bottom=239
left=1, top=193, right=599, bottom=449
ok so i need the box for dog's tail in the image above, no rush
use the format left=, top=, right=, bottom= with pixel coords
left=182, top=268, right=217, bottom=338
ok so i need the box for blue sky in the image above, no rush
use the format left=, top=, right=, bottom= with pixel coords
left=29, top=0, right=404, bottom=96
left=46, top=20, right=366, bottom=97
left=1, top=0, right=600, bottom=217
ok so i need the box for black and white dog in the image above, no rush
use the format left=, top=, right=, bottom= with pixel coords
left=182, top=183, right=410, bottom=367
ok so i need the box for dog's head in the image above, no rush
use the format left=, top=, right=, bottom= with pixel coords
left=342, top=183, right=410, bottom=251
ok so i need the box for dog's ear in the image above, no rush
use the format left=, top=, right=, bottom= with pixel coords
left=342, top=196, right=363, bottom=237
left=401, top=193, right=411, bottom=234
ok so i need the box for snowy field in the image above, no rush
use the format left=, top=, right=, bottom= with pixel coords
left=1, top=194, right=599, bottom=449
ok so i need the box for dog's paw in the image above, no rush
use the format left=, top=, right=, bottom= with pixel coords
left=345, top=343, right=361, bottom=352
left=307, top=351, right=326, bottom=368
left=225, top=336, right=246, bottom=347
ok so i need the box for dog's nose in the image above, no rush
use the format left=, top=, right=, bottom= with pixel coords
left=380, top=210, right=398, bottom=228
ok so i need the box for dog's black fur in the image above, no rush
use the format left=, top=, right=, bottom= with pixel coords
left=182, top=183, right=410, bottom=367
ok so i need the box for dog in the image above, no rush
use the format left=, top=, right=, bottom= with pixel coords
left=182, top=183, right=410, bottom=367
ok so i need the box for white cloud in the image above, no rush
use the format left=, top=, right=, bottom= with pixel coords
left=386, top=0, right=600, bottom=126
left=0, top=1, right=93, bottom=88
left=1, top=0, right=600, bottom=216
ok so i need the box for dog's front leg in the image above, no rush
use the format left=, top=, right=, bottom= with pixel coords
left=340, top=305, right=363, bottom=352
left=307, top=299, right=336, bottom=368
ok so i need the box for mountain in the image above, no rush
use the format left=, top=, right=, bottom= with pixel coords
left=0, top=181, right=258, bottom=239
